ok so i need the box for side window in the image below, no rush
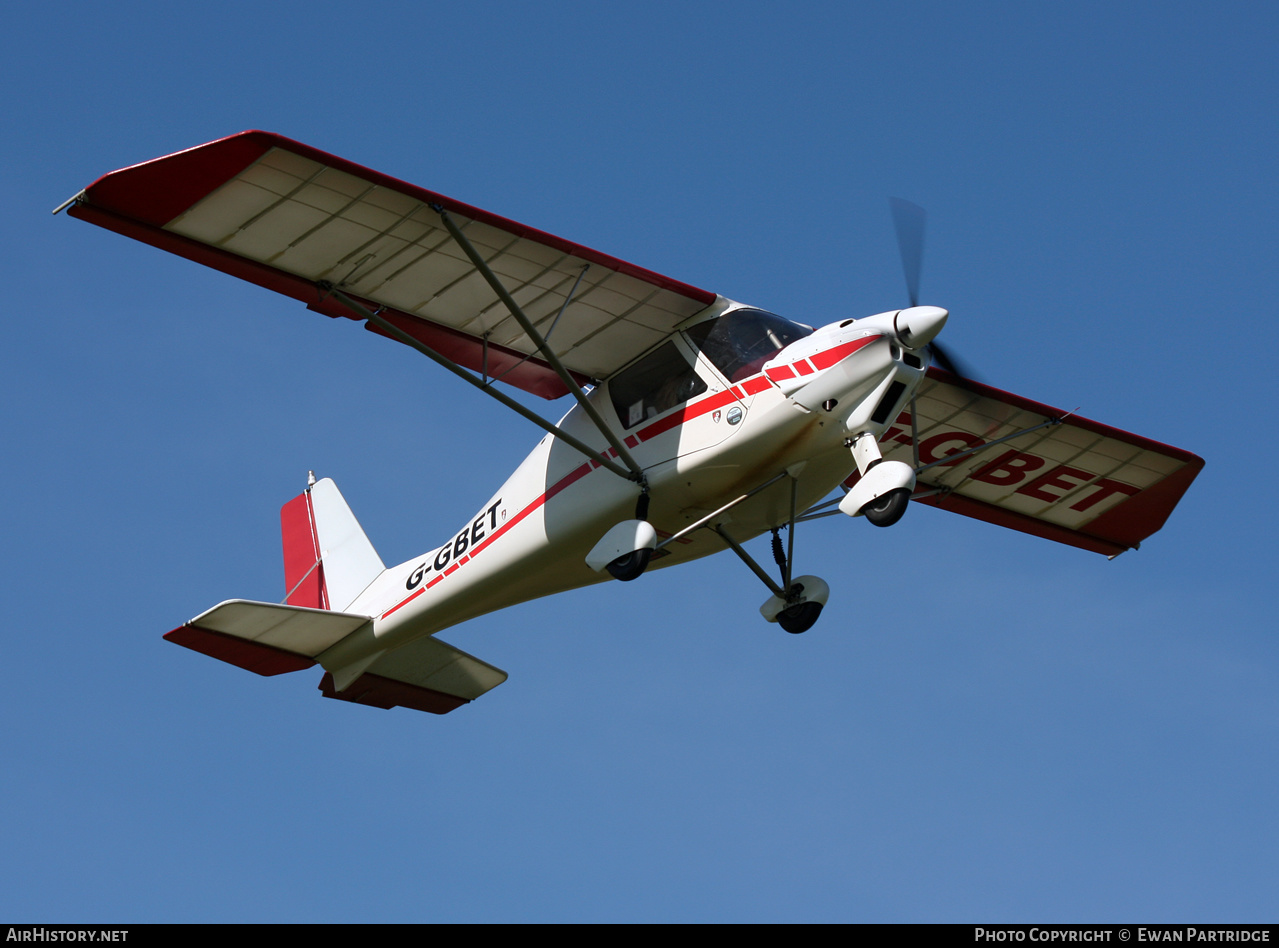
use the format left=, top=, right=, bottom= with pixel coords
left=609, top=342, right=708, bottom=429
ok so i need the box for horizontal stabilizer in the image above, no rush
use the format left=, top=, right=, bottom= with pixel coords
left=320, top=634, right=508, bottom=715
left=165, top=599, right=371, bottom=676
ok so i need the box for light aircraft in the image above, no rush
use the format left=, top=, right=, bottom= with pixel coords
left=61, top=132, right=1203, bottom=715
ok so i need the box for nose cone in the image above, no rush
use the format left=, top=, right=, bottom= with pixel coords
left=894, top=305, right=949, bottom=349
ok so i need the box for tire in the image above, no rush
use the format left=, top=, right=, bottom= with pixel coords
left=777, top=600, right=823, bottom=634
left=606, top=548, right=652, bottom=582
left=862, top=487, right=910, bottom=528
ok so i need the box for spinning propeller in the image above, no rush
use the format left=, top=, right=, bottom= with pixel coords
left=888, top=197, right=979, bottom=383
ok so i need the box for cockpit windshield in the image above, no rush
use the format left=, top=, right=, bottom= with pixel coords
left=683, top=308, right=814, bottom=383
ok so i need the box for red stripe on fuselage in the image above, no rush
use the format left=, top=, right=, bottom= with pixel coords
left=382, top=587, right=424, bottom=618
left=765, top=364, right=795, bottom=383
left=377, top=334, right=874, bottom=619
left=636, top=387, right=740, bottom=441
left=809, top=335, right=877, bottom=370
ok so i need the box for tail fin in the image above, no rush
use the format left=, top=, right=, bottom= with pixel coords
left=281, top=476, right=385, bottom=612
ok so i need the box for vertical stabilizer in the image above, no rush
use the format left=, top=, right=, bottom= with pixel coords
left=281, top=477, right=385, bottom=612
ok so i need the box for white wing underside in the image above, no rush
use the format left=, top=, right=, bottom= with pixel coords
left=72, top=131, right=717, bottom=393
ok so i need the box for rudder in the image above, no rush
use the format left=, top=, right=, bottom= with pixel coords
left=281, top=475, right=385, bottom=612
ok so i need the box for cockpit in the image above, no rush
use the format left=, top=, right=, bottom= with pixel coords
left=607, top=307, right=815, bottom=431
left=683, top=308, right=814, bottom=383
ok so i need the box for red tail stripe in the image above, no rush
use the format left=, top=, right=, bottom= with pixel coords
left=281, top=490, right=327, bottom=609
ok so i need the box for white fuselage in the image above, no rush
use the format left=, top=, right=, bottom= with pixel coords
left=318, top=302, right=931, bottom=671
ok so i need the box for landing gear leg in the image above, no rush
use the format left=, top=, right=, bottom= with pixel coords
left=713, top=474, right=830, bottom=634
left=608, top=487, right=654, bottom=580
left=765, top=527, right=824, bottom=632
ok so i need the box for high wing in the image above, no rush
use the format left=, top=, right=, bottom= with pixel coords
left=870, top=369, right=1204, bottom=556
left=66, top=131, right=717, bottom=398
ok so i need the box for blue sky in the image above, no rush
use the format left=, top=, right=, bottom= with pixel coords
left=3, top=0, right=1277, bottom=922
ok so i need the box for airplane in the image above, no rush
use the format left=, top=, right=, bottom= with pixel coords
left=59, top=131, right=1204, bottom=716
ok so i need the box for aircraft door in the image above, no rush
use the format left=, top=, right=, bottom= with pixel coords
left=604, top=335, right=745, bottom=467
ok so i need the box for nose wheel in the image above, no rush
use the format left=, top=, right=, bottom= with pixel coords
left=839, top=433, right=915, bottom=526
left=862, top=487, right=911, bottom=527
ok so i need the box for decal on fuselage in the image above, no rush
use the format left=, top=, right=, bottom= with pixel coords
left=406, top=500, right=502, bottom=590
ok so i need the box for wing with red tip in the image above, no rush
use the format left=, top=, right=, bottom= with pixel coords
left=67, top=131, right=717, bottom=398
left=862, top=368, right=1204, bottom=556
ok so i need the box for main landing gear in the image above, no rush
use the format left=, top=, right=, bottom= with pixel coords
left=760, top=575, right=831, bottom=634
left=708, top=472, right=831, bottom=635
left=586, top=490, right=658, bottom=583
left=587, top=471, right=843, bottom=634
left=605, top=547, right=652, bottom=582
left=779, top=601, right=823, bottom=635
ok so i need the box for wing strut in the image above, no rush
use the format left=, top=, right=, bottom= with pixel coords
left=715, top=525, right=786, bottom=598
left=912, top=413, right=1070, bottom=476
left=319, top=284, right=639, bottom=481
left=654, top=470, right=792, bottom=550
left=430, top=205, right=646, bottom=483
